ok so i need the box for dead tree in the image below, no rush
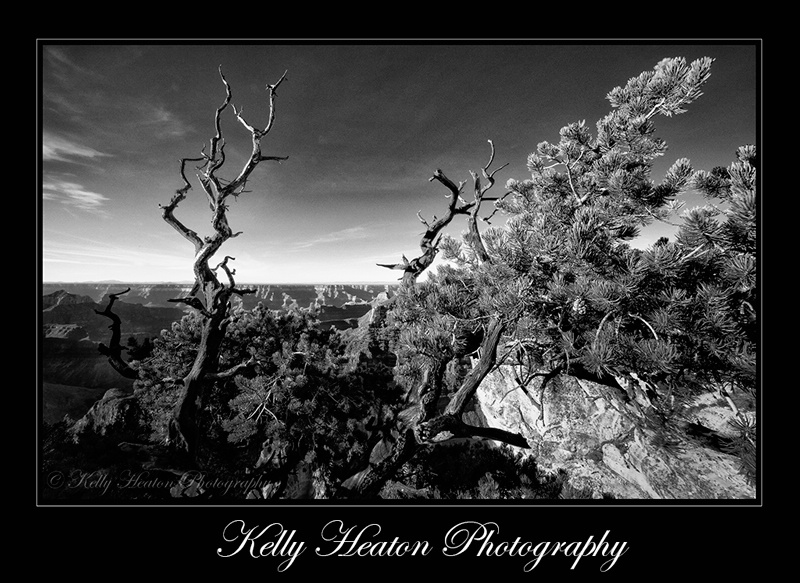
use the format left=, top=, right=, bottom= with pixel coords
left=377, top=140, right=508, bottom=285
left=94, top=287, right=139, bottom=379
left=343, top=143, right=525, bottom=498
left=157, top=67, right=288, bottom=461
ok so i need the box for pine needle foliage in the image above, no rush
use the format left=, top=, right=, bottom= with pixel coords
left=408, top=56, right=757, bottom=485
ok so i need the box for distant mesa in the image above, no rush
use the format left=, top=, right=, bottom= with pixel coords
left=42, top=289, right=96, bottom=309
left=41, top=282, right=397, bottom=312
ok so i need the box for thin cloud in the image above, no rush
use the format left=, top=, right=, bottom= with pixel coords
left=43, top=132, right=111, bottom=163
left=291, top=226, right=370, bottom=249
left=43, top=234, right=193, bottom=281
left=45, top=47, right=104, bottom=81
left=45, top=238, right=185, bottom=268
left=134, top=104, right=190, bottom=138
left=42, top=179, right=110, bottom=215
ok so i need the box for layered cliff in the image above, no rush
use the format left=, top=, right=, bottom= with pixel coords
left=41, top=285, right=396, bottom=425
left=42, top=290, right=184, bottom=342
left=42, top=283, right=397, bottom=310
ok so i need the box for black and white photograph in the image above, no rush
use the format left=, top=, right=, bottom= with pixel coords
left=37, top=39, right=762, bottom=574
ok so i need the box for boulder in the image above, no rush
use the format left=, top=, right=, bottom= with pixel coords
left=69, top=388, right=144, bottom=441
left=475, top=366, right=755, bottom=500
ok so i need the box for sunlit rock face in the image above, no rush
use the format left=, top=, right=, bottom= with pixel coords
left=475, top=367, right=755, bottom=500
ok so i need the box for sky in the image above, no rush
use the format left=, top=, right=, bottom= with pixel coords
left=39, top=41, right=759, bottom=284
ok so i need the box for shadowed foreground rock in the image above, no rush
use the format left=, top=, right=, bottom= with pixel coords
left=69, top=388, right=143, bottom=439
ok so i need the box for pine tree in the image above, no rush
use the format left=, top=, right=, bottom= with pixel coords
left=351, top=56, right=758, bottom=495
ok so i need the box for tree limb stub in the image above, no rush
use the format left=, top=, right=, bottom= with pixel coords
left=94, top=288, right=139, bottom=379
left=417, top=414, right=530, bottom=449
left=161, top=176, right=204, bottom=252
left=264, top=70, right=288, bottom=132
left=466, top=140, right=509, bottom=263
left=215, top=255, right=238, bottom=287
left=211, top=66, right=233, bottom=164
left=206, top=355, right=258, bottom=381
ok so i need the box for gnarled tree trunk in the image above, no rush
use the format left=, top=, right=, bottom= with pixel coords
left=154, top=67, right=288, bottom=462
left=342, top=143, right=526, bottom=498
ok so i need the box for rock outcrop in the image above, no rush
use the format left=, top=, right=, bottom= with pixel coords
left=475, top=366, right=755, bottom=499
left=69, top=388, right=144, bottom=440
left=43, top=323, right=89, bottom=341
left=42, top=289, right=96, bottom=309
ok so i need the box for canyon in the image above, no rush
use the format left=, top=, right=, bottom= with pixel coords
left=40, top=283, right=395, bottom=424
